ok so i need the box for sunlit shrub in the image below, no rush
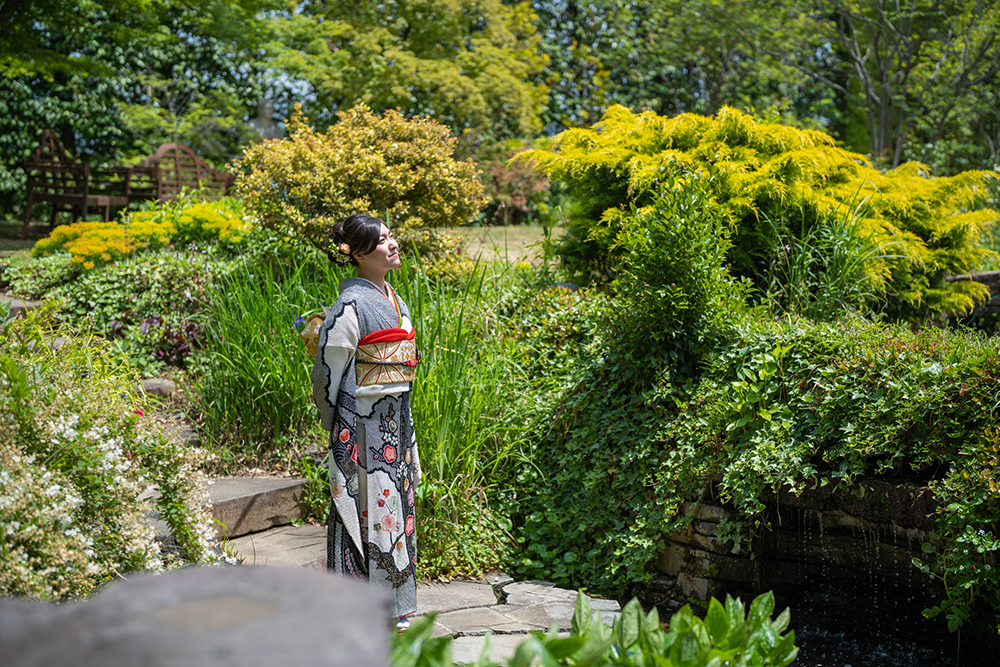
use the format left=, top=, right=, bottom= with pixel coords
left=521, top=105, right=1000, bottom=320
left=235, top=103, right=486, bottom=259
left=31, top=219, right=173, bottom=270
left=168, top=199, right=251, bottom=247
left=27, top=197, right=251, bottom=272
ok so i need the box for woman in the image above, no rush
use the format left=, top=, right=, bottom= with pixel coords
left=311, top=213, right=421, bottom=628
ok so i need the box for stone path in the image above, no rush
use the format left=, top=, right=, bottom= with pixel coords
left=208, top=476, right=621, bottom=664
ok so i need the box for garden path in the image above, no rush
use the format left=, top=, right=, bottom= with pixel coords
left=202, top=475, right=621, bottom=664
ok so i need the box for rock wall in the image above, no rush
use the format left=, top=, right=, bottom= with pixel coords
left=650, top=479, right=999, bottom=664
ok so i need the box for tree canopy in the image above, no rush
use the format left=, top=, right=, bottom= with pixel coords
left=264, top=0, right=549, bottom=148
left=2, top=0, right=999, bottom=221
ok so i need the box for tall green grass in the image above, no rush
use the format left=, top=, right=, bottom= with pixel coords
left=194, top=257, right=349, bottom=462
left=394, top=258, right=532, bottom=578
left=762, top=194, right=898, bottom=320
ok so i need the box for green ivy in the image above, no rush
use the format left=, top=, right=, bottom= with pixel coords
left=506, top=176, right=1000, bottom=635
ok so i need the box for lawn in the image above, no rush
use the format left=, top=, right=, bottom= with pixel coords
left=452, top=224, right=563, bottom=264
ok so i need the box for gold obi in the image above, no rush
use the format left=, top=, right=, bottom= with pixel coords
left=356, top=338, right=419, bottom=385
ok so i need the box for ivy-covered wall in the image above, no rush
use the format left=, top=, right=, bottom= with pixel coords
left=505, top=176, right=1000, bottom=642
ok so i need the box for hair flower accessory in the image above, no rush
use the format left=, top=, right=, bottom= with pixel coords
left=339, top=242, right=351, bottom=255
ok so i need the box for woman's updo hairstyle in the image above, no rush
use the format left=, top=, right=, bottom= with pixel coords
left=328, top=213, right=384, bottom=266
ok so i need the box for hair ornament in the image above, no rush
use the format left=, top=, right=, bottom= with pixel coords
left=339, top=242, right=351, bottom=255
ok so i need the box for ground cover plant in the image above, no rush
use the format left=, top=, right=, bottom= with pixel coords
left=393, top=590, right=798, bottom=667
left=0, top=305, right=215, bottom=599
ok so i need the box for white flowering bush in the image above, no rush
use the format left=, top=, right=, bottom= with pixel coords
left=0, top=311, right=217, bottom=600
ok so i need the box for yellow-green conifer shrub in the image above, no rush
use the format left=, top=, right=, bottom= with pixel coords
left=521, top=105, right=999, bottom=320
left=235, top=104, right=487, bottom=258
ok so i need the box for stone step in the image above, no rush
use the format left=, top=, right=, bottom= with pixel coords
left=228, top=524, right=326, bottom=569
left=145, top=476, right=309, bottom=542
left=210, top=476, right=308, bottom=539
left=0, top=295, right=41, bottom=318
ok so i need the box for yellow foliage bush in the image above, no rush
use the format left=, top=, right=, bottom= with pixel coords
left=236, top=104, right=486, bottom=260
left=173, top=201, right=252, bottom=245
left=521, top=105, right=1000, bottom=320
left=30, top=198, right=251, bottom=270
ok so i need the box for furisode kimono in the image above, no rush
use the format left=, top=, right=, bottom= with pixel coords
left=311, top=277, right=420, bottom=617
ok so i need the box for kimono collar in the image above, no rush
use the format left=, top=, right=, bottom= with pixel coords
left=358, top=278, right=402, bottom=328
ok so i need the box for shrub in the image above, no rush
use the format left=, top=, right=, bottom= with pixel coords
left=40, top=251, right=224, bottom=375
left=499, top=177, right=1000, bottom=634
left=27, top=197, right=251, bottom=271
left=478, top=140, right=552, bottom=226
left=235, top=104, right=487, bottom=258
left=0, top=312, right=216, bottom=599
left=520, top=105, right=999, bottom=321
left=31, top=220, right=169, bottom=270
left=608, top=174, right=749, bottom=360
left=510, top=298, right=1000, bottom=631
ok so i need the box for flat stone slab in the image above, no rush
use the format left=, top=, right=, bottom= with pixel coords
left=229, top=524, right=326, bottom=569
left=505, top=580, right=582, bottom=605
left=211, top=476, right=307, bottom=539
left=435, top=606, right=538, bottom=635
left=417, top=580, right=499, bottom=615
left=141, top=377, right=177, bottom=398
left=0, top=566, right=390, bottom=667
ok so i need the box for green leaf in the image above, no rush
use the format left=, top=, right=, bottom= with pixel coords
left=618, top=597, right=644, bottom=648
left=705, top=597, right=730, bottom=644
left=771, top=606, right=791, bottom=634
left=747, top=591, right=775, bottom=628
left=572, top=591, right=593, bottom=636
left=539, top=635, right=587, bottom=660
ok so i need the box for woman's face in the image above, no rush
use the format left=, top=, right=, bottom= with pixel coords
left=356, top=223, right=401, bottom=275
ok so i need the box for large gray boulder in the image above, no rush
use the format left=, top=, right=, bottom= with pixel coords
left=0, top=566, right=391, bottom=667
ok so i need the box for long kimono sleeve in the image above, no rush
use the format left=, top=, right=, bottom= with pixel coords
left=311, top=302, right=360, bottom=432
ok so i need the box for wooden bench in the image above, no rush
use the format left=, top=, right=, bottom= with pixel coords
left=21, top=130, right=133, bottom=239
left=129, top=143, right=235, bottom=203
left=21, top=134, right=236, bottom=239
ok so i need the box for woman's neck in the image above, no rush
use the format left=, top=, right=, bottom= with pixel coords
left=357, top=267, right=387, bottom=293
